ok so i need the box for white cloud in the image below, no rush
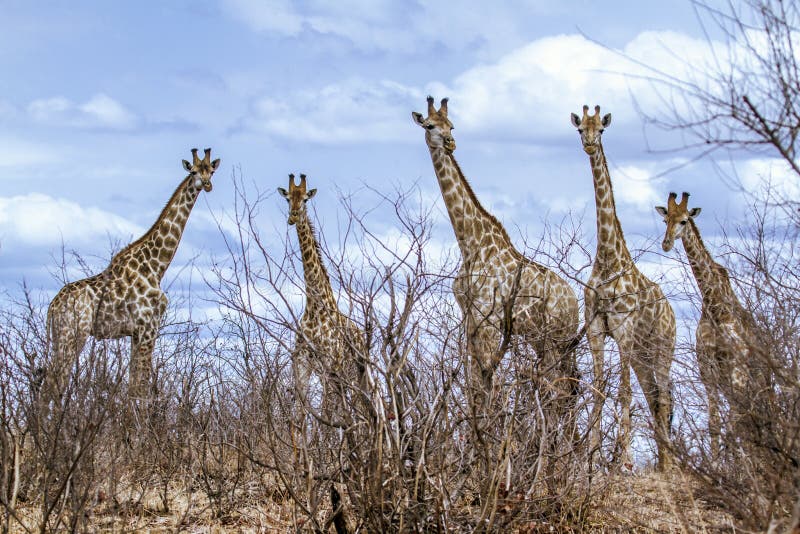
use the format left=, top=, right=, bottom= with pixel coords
left=0, top=193, right=143, bottom=246
left=0, top=138, right=57, bottom=168
left=223, top=0, right=304, bottom=35
left=241, top=78, right=422, bottom=143
left=79, top=94, right=138, bottom=129
left=235, top=30, right=718, bottom=146
left=222, top=0, right=541, bottom=54
left=436, top=31, right=718, bottom=138
left=738, top=158, right=800, bottom=200
left=27, top=93, right=139, bottom=130
left=612, top=164, right=666, bottom=211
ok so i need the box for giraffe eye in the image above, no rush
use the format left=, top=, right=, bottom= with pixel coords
left=426, top=124, right=435, bottom=130
left=679, top=220, right=687, bottom=225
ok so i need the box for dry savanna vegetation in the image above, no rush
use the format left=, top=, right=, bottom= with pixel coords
left=3, top=2, right=800, bottom=531
left=1, top=175, right=798, bottom=533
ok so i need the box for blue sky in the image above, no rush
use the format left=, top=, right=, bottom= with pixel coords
left=0, top=1, right=782, bottom=313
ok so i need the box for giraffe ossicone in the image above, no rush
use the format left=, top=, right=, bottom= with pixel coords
left=46, top=147, right=220, bottom=400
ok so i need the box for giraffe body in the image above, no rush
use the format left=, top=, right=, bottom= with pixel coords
left=572, top=106, right=675, bottom=470
left=656, top=192, right=756, bottom=458
left=47, top=148, right=220, bottom=398
left=414, top=97, right=580, bottom=394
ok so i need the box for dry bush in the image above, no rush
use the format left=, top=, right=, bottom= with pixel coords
left=202, top=175, right=603, bottom=532
left=4, top=170, right=796, bottom=532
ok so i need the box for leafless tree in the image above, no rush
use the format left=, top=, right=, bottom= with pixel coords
left=631, top=1, right=800, bottom=530
left=640, top=1, right=800, bottom=200
left=202, top=172, right=601, bottom=531
left=5, top=169, right=734, bottom=531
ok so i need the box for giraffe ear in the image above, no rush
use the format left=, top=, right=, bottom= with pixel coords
left=655, top=206, right=668, bottom=217
left=601, top=113, right=612, bottom=127
left=182, top=160, right=192, bottom=172
left=689, top=207, right=702, bottom=218
left=306, top=188, right=317, bottom=199
left=412, top=112, right=425, bottom=126
left=211, top=158, right=221, bottom=171
left=570, top=113, right=581, bottom=128
left=277, top=187, right=289, bottom=198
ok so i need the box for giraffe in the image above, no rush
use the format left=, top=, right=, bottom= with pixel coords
left=656, top=191, right=756, bottom=459
left=571, top=105, right=676, bottom=470
left=278, top=174, right=378, bottom=525
left=277, top=173, right=370, bottom=414
left=412, top=96, right=581, bottom=408
left=46, top=148, right=220, bottom=399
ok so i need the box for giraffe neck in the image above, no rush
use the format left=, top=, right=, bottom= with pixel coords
left=680, top=219, right=735, bottom=308
left=429, top=146, right=512, bottom=260
left=588, top=144, right=632, bottom=269
left=295, top=210, right=337, bottom=313
left=114, top=175, right=202, bottom=280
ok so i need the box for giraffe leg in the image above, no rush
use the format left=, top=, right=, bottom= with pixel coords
left=129, top=293, right=167, bottom=400
left=51, top=329, right=88, bottom=397
left=631, top=350, right=674, bottom=471
left=532, top=336, right=578, bottom=493
left=464, top=313, right=498, bottom=404
left=697, top=348, right=721, bottom=460
left=586, top=320, right=607, bottom=467
left=655, top=333, right=676, bottom=471
left=130, top=329, right=157, bottom=399
left=616, top=354, right=632, bottom=467
left=292, top=347, right=312, bottom=412
left=47, top=290, right=92, bottom=398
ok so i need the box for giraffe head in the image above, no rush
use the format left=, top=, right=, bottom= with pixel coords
left=277, top=173, right=317, bottom=226
left=655, top=192, right=702, bottom=252
left=412, top=96, right=456, bottom=152
left=570, top=105, right=612, bottom=155
left=181, top=148, right=220, bottom=192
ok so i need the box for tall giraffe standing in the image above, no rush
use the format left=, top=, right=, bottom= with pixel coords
left=47, top=148, right=220, bottom=398
left=413, top=97, right=580, bottom=400
left=571, top=106, right=675, bottom=470
left=656, top=191, right=755, bottom=458
left=277, top=174, right=369, bottom=411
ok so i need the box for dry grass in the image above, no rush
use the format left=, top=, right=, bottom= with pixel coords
left=7, top=468, right=740, bottom=533
left=587, top=470, right=737, bottom=533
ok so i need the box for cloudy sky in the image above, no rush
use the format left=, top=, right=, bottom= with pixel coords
left=0, top=1, right=779, bottom=316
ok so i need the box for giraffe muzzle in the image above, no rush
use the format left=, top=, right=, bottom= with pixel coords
left=661, top=238, right=674, bottom=252
left=443, top=137, right=456, bottom=152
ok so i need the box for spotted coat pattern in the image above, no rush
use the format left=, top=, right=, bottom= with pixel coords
left=278, top=174, right=367, bottom=410
left=47, top=148, right=220, bottom=398
left=656, top=191, right=756, bottom=458
left=571, top=106, right=675, bottom=470
left=413, top=97, right=580, bottom=393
